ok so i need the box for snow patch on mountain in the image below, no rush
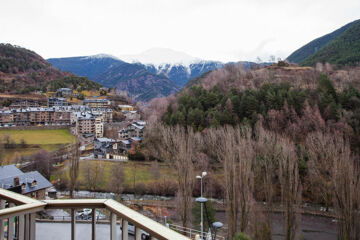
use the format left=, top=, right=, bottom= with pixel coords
left=120, top=48, right=201, bottom=66
left=84, top=53, right=120, bottom=60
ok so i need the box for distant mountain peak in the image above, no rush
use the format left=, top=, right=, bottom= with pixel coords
left=119, top=48, right=202, bottom=67
left=83, top=53, right=120, bottom=60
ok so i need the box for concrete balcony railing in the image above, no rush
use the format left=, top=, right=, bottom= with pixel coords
left=0, top=188, right=191, bottom=240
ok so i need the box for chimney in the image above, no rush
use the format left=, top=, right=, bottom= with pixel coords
left=13, top=177, right=20, bottom=186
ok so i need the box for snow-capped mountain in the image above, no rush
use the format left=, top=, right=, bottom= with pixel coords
left=120, top=48, right=225, bottom=86
left=142, top=61, right=224, bottom=86
left=120, top=48, right=201, bottom=66
left=47, top=54, right=180, bottom=101
left=47, top=49, right=259, bottom=101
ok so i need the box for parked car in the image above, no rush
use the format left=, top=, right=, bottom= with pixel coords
left=76, top=208, right=106, bottom=220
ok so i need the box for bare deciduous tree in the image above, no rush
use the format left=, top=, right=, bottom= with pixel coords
left=0, top=140, right=5, bottom=166
left=146, top=124, right=199, bottom=228
left=332, top=143, right=360, bottom=240
left=83, top=161, right=104, bottom=191
left=278, top=137, right=302, bottom=240
left=27, top=149, right=53, bottom=179
left=307, top=131, right=360, bottom=239
left=207, top=126, right=238, bottom=238
left=206, top=125, right=255, bottom=239
left=149, top=160, right=161, bottom=180
left=108, top=162, right=126, bottom=195
left=69, top=139, right=80, bottom=198
left=254, top=125, right=279, bottom=238
left=305, top=131, right=335, bottom=211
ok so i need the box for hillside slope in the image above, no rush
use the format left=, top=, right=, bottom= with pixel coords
left=300, top=20, right=360, bottom=66
left=48, top=55, right=123, bottom=80
left=157, top=64, right=360, bottom=147
left=287, top=19, right=360, bottom=63
left=0, top=43, right=100, bottom=93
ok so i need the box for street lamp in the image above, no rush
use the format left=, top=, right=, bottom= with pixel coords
left=212, top=222, right=223, bottom=240
left=195, top=197, right=223, bottom=240
left=196, top=171, right=207, bottom=239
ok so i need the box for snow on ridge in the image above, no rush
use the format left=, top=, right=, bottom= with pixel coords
left=118, top=48, right=225, bottom=76
left=143, top=60, right=224, bottom=76
left=83, top=53, right=120, bottom=60
left=119, top=48, right=206, bottom=67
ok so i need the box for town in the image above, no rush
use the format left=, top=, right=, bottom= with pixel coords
left=0, top=88, right=146, bottom=161
left=1, top=1, right=360, bottom=239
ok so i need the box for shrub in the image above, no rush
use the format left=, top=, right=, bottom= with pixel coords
left=233, top=232, right=251, bottom=240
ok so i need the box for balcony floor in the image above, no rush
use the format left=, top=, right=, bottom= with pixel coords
left=36, top=222, right=135, bottom=240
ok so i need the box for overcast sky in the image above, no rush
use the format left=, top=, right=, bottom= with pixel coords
left=0, top=0, right=359, bottom=62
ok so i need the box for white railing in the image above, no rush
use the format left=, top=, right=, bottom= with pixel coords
left=168, top=224, right=225, bottom=240
left=0, top=188, right=190, bottom=240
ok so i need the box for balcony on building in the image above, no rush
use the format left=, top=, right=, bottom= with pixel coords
left=0, top=188, right=190, bottom=240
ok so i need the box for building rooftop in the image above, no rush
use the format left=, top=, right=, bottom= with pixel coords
left=130, top=137, right=142, bottom=142
left=57, top=88, right=72, bottom=91
left=0, top=165, right=23, bottom=178
left=121, top=140, right=131, bottom=145
left=83, top=99, right=110, bottom=103
left=95, top=137, right=115, bottom=143
left=48, top=97, right=67, bottom=101
left=73, top=111, right=96, bottom=120
left=131, top=123, right=145, bottom=130
left=0, top=166, right=52, bottom=194
left=118, top=105, right=133, bottom=108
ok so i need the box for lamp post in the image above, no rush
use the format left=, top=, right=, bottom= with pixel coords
left=212, top=222, right=223, bottom=240
left=195, top=197, right=223, bottom=240
left=196, top=171, right=207, bottom=239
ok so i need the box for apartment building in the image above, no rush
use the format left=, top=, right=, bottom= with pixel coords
left=0, top=97, right=47, bottom=108
left=83, top=98, right=110, bottom=108
left=48, top=97, right=68, bottom=107
left=72, top=112, right=104, bottom=137
left=95, top=116, right=104, bottom=138
left=0, top=105, right=112, bottom=127
left=119, top=104, right=134, bottom=111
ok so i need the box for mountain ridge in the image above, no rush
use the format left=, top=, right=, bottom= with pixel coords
left=300, top=20, right=360, bottom=66
left=287, top=19, right=360, bottom=66
left=48, top=55, right=181, bottom=101
left=0, top=43, right=100, bottom=93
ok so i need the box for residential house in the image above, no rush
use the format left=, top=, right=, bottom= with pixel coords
left=118, top=121, right=146, bottom=140
left=57, top=88, right=73, bottom=96
left=0, top=165, right=52, bottom=199
left=94, top=138, right=127, bottom=160
left=124, top=110, right=140, bottom=120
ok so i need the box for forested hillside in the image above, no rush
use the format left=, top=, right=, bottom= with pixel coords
left=143, top=63, right=360, bottom=239
left=145, top=63, right=360, bottom=152
left=301, top=20, right=360, bottom=66
left=0, top=43, right=101, bottom=93
left=287, top=19, right=360, bottom=63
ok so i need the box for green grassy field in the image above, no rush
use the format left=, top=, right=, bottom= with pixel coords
left=0, top=129, right=74, bottom=145
left=55, top=160, right=177, bottom=191
left=0, top=129, right=74, bottom=163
